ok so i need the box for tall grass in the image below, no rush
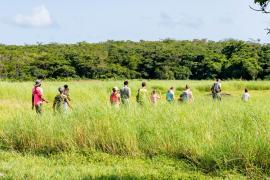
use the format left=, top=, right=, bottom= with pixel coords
left=0, top=80, right=270, bottom=176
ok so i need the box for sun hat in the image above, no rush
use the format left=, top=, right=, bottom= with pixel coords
left=58, top=86, right=65, bottom=93
left=34, top=79, right=42, bottom=87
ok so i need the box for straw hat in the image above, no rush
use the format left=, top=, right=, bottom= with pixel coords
left=34, top=79, right=42, bottom=87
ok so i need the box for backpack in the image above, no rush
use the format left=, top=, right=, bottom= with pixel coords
left=166, top=91, right=174, bottom=102
left=54, top=94, right=66, bottom=111
left=120, top=87, right=130, bottom=99
left=136, top=88, right=146, bottom=104
left=212, top=83, right=221, bottom=93
left=181, top=91, right=189, bottom=102
left=136, top=89, right=141, bottom=103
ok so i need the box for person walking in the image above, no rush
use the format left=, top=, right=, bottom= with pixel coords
left=242, top=88, right=250, bottom=102
left=32, top=79, right=48, bottom=114
left=136, top=82, right=148, bottom=105
left=151, top=90, right=160, bottom=105
left=179, top=85, right=193, bottom=103
left=63, top=84, right=71, bottom=112
left=166, top=87, right=175, bottom=103
left=110, top=87, right=121, bottom=107
left=53, top=87, right=72, bottom=114
left=120, top=80, right=131, bottom=105
left=211, top=79, right=222, bottom=101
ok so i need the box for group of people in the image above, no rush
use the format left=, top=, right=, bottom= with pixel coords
left=210, top=79, right=250, bottom=102
left=110, top=79, right=250, bottom=107
left=110, top=80, right=194, bottom=107
left=31, top=79, right=250, bottom=114
left=32, top=80, right=72, bottom=114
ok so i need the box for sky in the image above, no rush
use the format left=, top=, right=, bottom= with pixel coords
left=0, top=0, right=270, bottom=45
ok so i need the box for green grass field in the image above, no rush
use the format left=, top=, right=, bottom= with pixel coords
left=0, top=80, right=270, bottom=179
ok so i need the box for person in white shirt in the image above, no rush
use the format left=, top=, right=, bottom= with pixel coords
left=242, top=88, right=250, bottom=102
left=180, top=85, right=193, bottom=103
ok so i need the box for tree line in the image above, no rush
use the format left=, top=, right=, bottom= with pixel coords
left=0, top=39, right=270, bottom=80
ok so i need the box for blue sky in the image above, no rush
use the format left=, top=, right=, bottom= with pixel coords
left=0, top=0, right=269, bottom=45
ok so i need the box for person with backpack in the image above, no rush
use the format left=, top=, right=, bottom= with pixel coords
left=32, top=79, right=48, bottom=114
left=166, top=87, right=175, bottom=103
left=53, top=87, right=72, bottom=114
left=179, top=85, right=193, bottom=103
left=136, top=82, right=148, bottom=105
left=211, top=79, right=222, bottom=101
left=110, top=87, right=121, bottom=107
left=120, top=80, right=131, bottom=105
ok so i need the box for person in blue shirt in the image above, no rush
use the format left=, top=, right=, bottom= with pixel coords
left=166, top=87, right=175, bottom=102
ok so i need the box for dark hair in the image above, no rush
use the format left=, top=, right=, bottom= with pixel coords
left=124, top=80, right=129, bottom=86
left=245, top=88, right=248, bottom=93
left=112, top=88, right=117, bottom=92
left=64, top=84, right=68, bottom=89
left=152, top=90, right=157, bottom=94
left=170, top=87, right=174, bottom=90
left=142, top=82, right=146, bottom=87
left=185, top=85, right=189, bottom=89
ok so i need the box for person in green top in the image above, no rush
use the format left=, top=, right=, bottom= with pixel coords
left=136, top=82, right=148, bottom=105
left=53, top=87, right=72, bottom=113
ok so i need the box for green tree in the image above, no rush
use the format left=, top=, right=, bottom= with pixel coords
left=253, top=0, right=270, bottom=13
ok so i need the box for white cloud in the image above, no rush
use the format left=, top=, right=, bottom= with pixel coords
left=14, top=5, right=53, bottom=28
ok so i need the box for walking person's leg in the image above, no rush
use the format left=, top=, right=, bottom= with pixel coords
left=35, top=104, right=42, bottom=114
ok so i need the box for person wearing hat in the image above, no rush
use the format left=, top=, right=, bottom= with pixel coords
left=32, top=79, right=48, bottom=114
left=53, top=86, right=72, bottom=113
left=110, top=87, right=121, bottom=107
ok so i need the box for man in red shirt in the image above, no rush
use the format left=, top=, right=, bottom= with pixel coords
left=32, top=80, right=48, bottom=114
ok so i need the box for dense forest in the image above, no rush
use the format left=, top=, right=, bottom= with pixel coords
left=0, top=39, right=270, bottom=80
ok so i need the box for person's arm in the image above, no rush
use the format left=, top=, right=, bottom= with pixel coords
left=128, top=88, right=131, bottom=98
left=42, top=97, right=48, bottom=103
left=37, top=88, right=48, bottom=103
left=66, top=94, right=71, bottom=101
left=32, top=94, right=34, bottom=110
left=66, top=99, right=72, bottom=109
left=118, top=93, right=121, bottom=103
left=158, top=92, right=162, bottom=99
left=66, top=91, right=71, bottom=101
left=189, top=93, right=193, bottom=102
left=52, top=99, right=56, bottom=112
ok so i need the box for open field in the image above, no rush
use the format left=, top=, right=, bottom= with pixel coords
left=0, top=80, right=270, bottom=179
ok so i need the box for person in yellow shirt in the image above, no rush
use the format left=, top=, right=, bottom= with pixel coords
left=136, top=82, right=148, bottom=105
